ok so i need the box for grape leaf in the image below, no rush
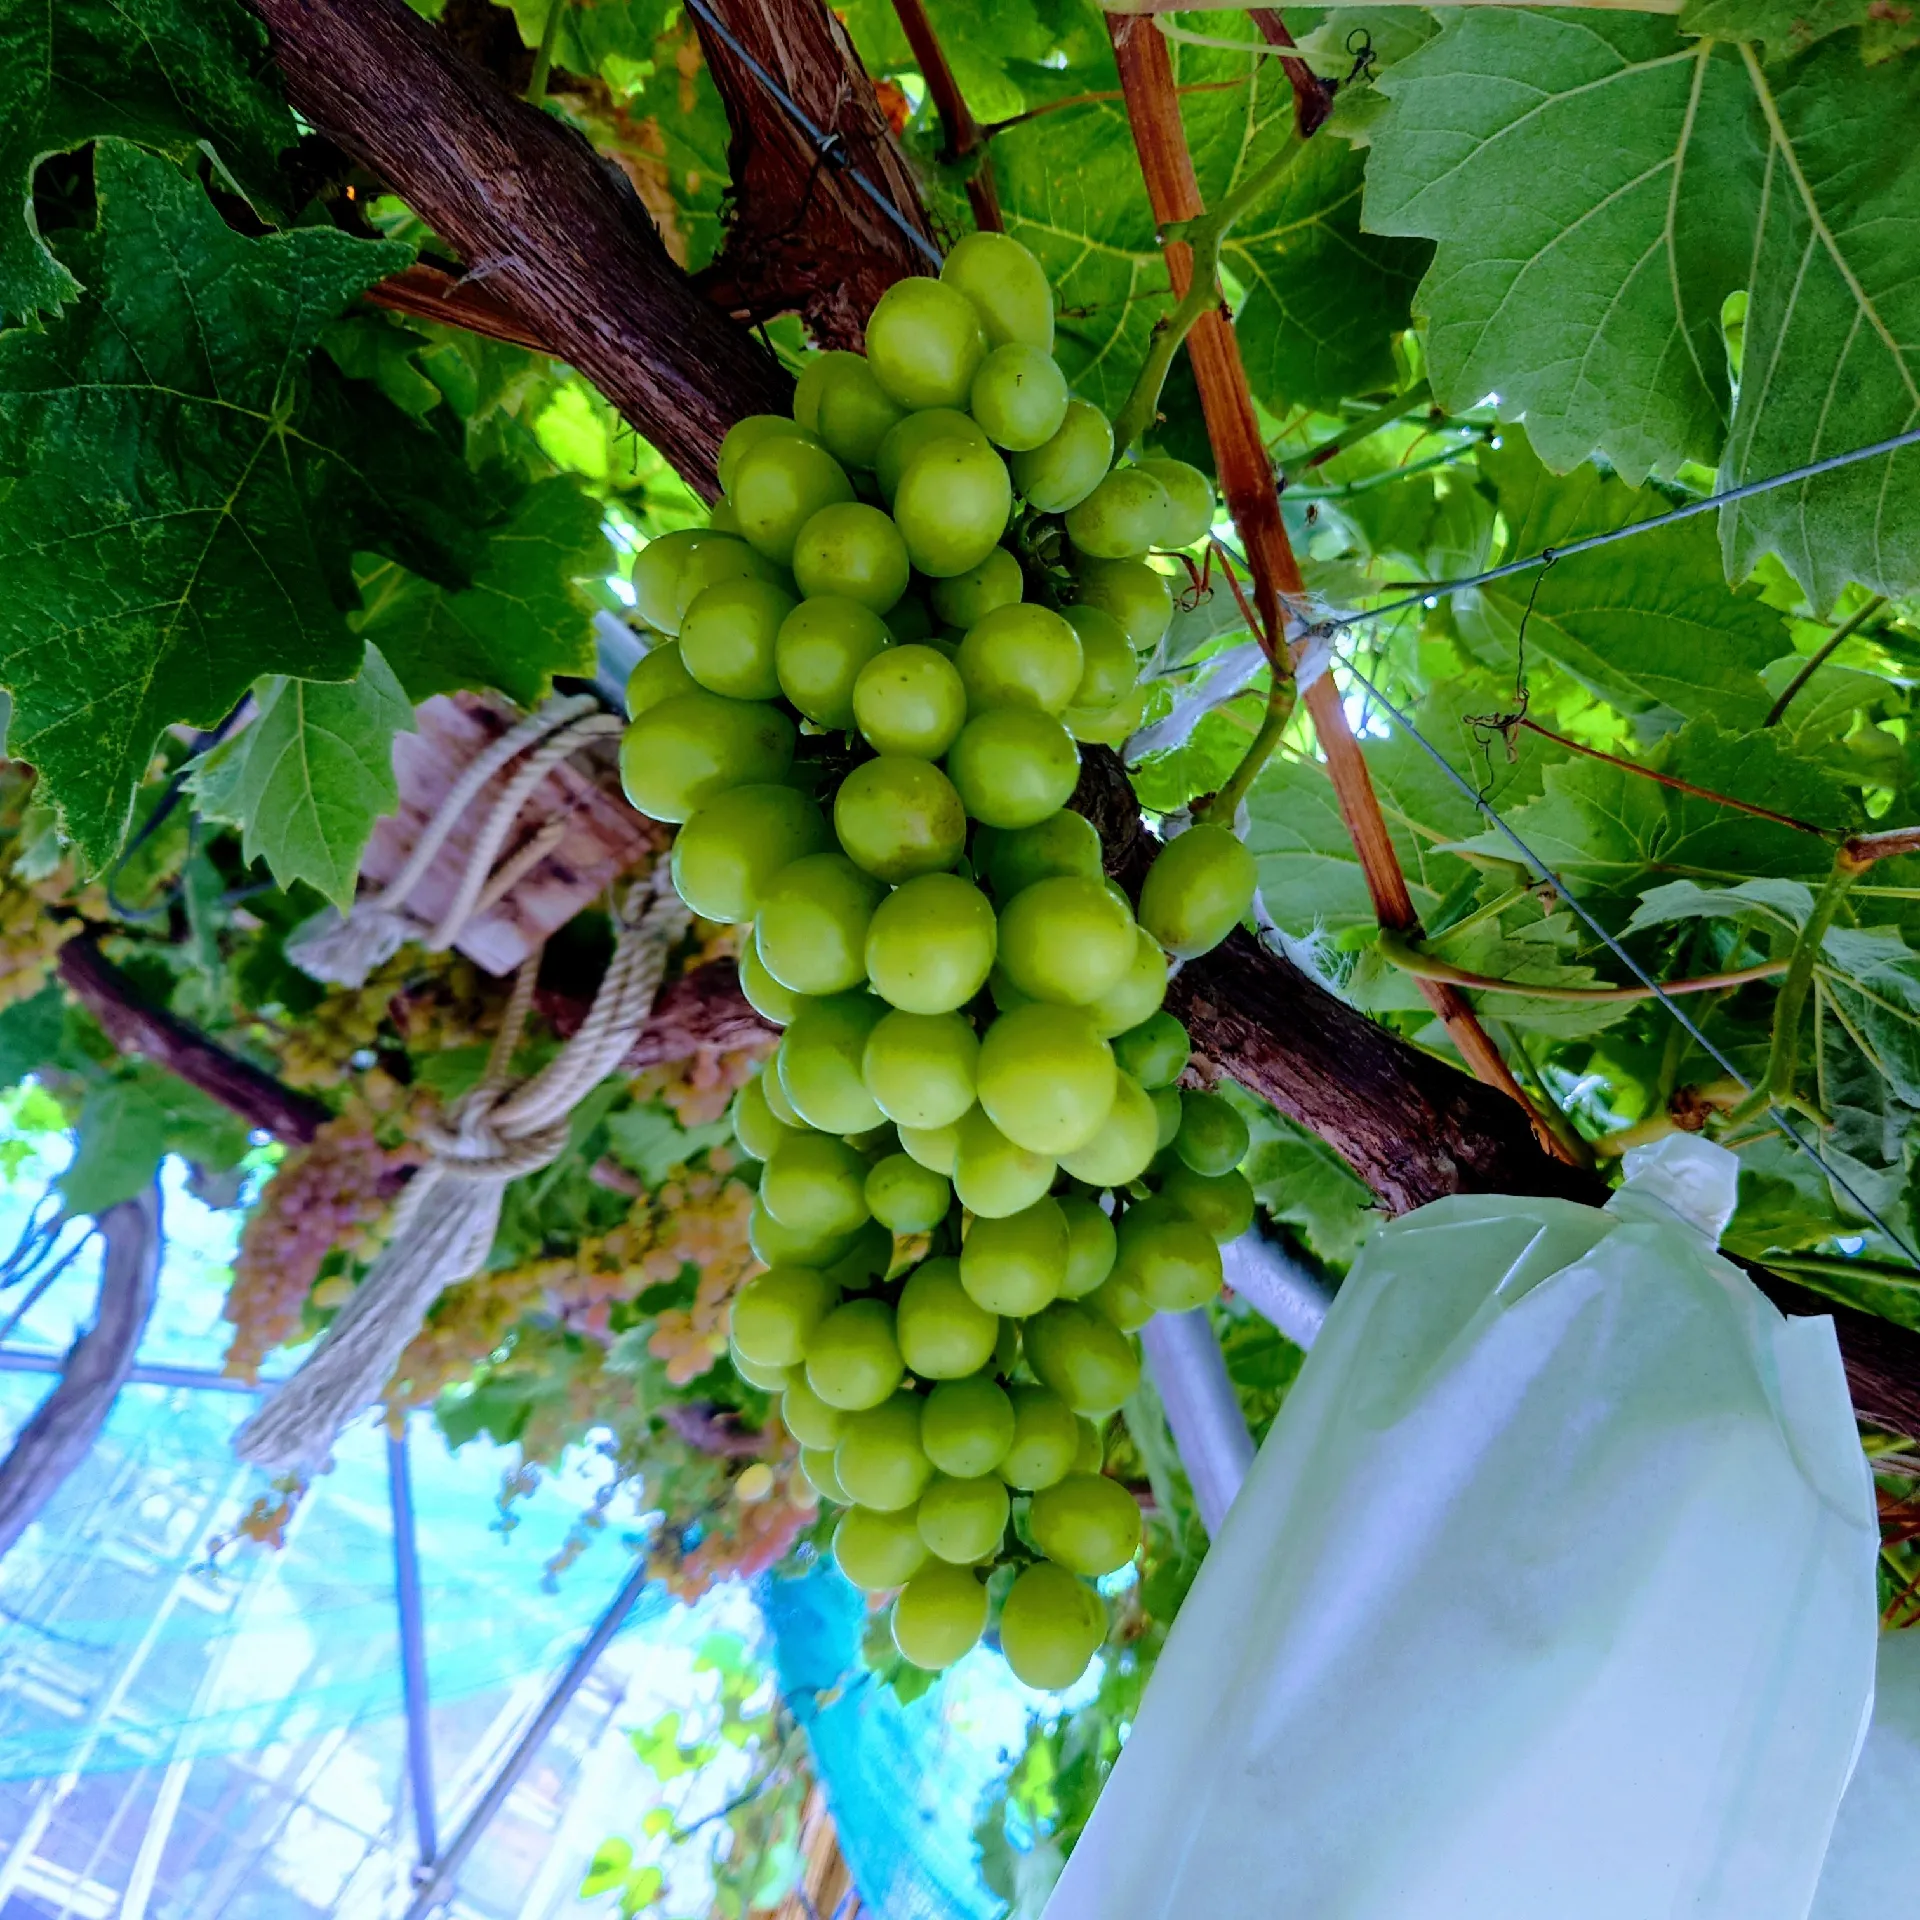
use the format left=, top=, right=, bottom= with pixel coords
left=502, top=0, right=674, bottom=80
left=1221, top=1083, right=1377, bottom=1268
left=0, top=144, right=484, bottom=865
left=0, top=0, right=294, bottom=317
left=60, top=1064, right=249, bottom=1215
left=1623, top=875, right=1813, bottom=933
left=1679, top=0, right=1917, bottom=62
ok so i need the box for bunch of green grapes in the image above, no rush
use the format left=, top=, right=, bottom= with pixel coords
left=617, top=232, right=1261, bottom=1689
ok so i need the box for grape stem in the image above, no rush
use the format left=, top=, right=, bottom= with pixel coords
left=889, top=0, right=1004, bottom=233
left=1274, top=380, right=1435, bottom=486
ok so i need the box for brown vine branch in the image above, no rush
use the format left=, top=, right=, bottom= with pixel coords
left=889, top=0, right=1003, bottom=232
left=1247, top=8, right=1335, bottom=138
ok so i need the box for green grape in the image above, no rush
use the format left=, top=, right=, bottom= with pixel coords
left=739, top=941, right=809, bottom=1028
left=631, top=528, right=712, bottom=634
left=834, top=1503, right=929, bottom=1591
left=718, top=413, right=818, bottom=493
left=625, top=642, right=699, bottom=717
left=1086, top=1260, right=1155, bottom=1333
left=777, top=992, right=888, bottom=1133
left=774, top=595, right=892, bottom=730
left=1023, top=1303, right=1141, bottom=1416
left=1085, top=929, right=1168, bottom=1038
left=1073, top=1415, right=1105, bottom=1475
left=1062, top=605, right=1137, bottom=711
left=885, top=592, right=937, bottom=644
left=987, top=964, right=1032, bottom=1014
left=733, top=435, right=856, bottom=563
left=1029, top=1472, right=1143, bottom=1576
left=1065, top=693, right=1145, bottom=747
left=1112, top=1011, right=1190, bottom=1089
left=755, top=854, right=887, bottom=996
left=866, top=277, right=988, bottom=410
left=945, top=709, right=1080, bottom=830
left=1011, top=400, right=1114, bottom=513
left=929, top=547, right=1023, bottom=630
left=999, top=1384, right=1081, bottom=1491
left=959, top=1196, right=1067, bottom=1315
left=1074, top=557, right=1173, bottom=653
left=952, top=1105, right=1056, bottom=1218
left=730, top=1344, right=794, bottom=1392
left=730, top=1264, right=839, bottom=1367
left=707, top=498, right=741, bottom=534
left=762, top=1132, right=872, bottom=1239
left=1058, top=1193, right=1119, bottom=1297
left=1001, top=1561, right=1107, bottom=1689
left=892, top=1562, right=988, bottom=1670
left=969, top=344, right=1069, bottom=451
left=897, top=1255, right=999, bottom=1378
left=1174, top=1088, right=1251, bottom=1175
left=996, top=876, right=1136, bottom=1007
left=781, top=1374, right=847, bottom=1450
left=894, top=437, right=1014, bottom=578
left=865, top=873, right=997, bottom=1015
left=976, top=1005, right=1117, bottom=1156
left=1149, top=1083, right=1183, bottom=1150
left=982, top=809, right=1103, bottom=899
left=679, top=576, right=795, bottom=701
left=671, top=534, right=786, bottom=629
left=791, top=351, right=856, bottom=433
left=1158, top=1162, right=1256, bottom=1244
left=750, top=1200, right=855, bottom=1270
left=941, top=230, right=1054, bottom=351
left=1058, top=1072, right=1158, bottom=1189
left=757, top=1067, right=807, bottom=1130
left=792, top=502, right=911, bottom=613
left=898, top=1119, right=962, bottom=1176
left=834, top=757, right=967, bottom=883
left=801, top=1446, right=850, bottom=1505
left=820, top=1220, right=896, bottom=1293
left=1137, top=457, right=1214, bottom=547
left=804, top=1297, right=905, bottom=1410
left=621, top=692, right=795, bottom=824
left=922, top=1373, right=1016, bottom=1477
left=862, top=1009, right=979, bottom=1129
left=866, top=1154, right=953, bottom=1235
left=1065, top=467, right=1174, bottom=560
left=811, top=354, right=908, bottom=468
left=731, top=1072, right=798, bottom=1162
left=955, top=604, right=1083, bottom=715
left=1114, top=1195, right=1223, bottom=1312
left=835, top=1392, right=932, bottom=1509
left=853, top=644, right=968, bottom=759
left=1138, top=822, right=1258, bottom=958
left=671, top=784, right=831, bottom=924
left=917, top=1473, right=1010, bottom=1563
left=874, top=408, right=989, bottom=504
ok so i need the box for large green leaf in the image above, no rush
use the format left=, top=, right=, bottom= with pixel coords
left=0, top=0, right=294, bottom=317
left=60, top=1064, right=249, bottom=1215
left=0, top=144, right=483, bottom=865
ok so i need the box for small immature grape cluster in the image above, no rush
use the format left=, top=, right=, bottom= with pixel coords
left=617, top=233, right=1261, bottom=1689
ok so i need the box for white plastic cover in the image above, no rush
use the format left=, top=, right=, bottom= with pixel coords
left=1809, top=1629, right=1920, bottom=1916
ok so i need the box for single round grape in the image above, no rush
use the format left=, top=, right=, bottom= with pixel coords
left=792, top=502, right=910, bottom=613
left=804, top=1297, right=904, bottom=1410
left=886, top=592, right=937, bottom=644
left=670, top=534, right=786, bottom=629
left=1149, top=1083, right=1183, bottom=1150
left=922, top=1373, right=1016, bottom=1478
left=731, top=1343, right=793, bottom=1392
left=1085, top=929, right=1168, bottom=1038
left=679, top=575, right=795, bottom=701
left=1158, top=1162, right=1256, bottom=1244
left=853, top=644, right=968, bottom=759
left=862, top=1009, right=978, bottom=1129
left=834, top=1503, right=928, bottom=1591
left=941, top=230, right=1054, bottom=351
left=952, top=1105, right=1056, bottom=1218
left=757, top=1066, right=807, bottom=1130
left=1065, top=692, right=1145, bottom=747
left=1114, top=1196, right=1223, bottom=1313
left=1073, top=1416, right=1105, bottom=1475
left=955, top=604, right=1083, bottom=716
left=892, top=1562, right=988, bottom=1670
left=812, top=354, right=908, bottom=469
left=776, top=992, right=888, bottom=1133
left=945, top=709, right=1079, bottom=830
left=620, top=692, right=795, bottom=824
left=1062, top=605, right=1136, bottom=711
left=866, top=277, right=988, bottom=410
left=755, top=854, right=887, bottom=996
left=917, top=1473, right=1010, bottom=1564
left=1057, top=1072, right=1158, bottom=1189
left=1137, top=457, right=1214, bottom=547
left=707, top=498, right=741, bottom=533
left=929, top=548, right=1023, bottom=631
left=1058, top=1194, right=1118, bottom=1298
left=865, top=873, right=997, bottom=1015
left=774, top=595, right=891, bottom=729
left=999, top=1384, right=1081, bottom=1491
left=800, top=1446, right=849, bottom=1505
left=820, top=1220, right=895, bottom=1293
left=835, top=1392, right=932, bottom=1510
left=987, top=965, right=1033, bottom=1015
left=750, top=1200, right=855, bottom=1271
left=982, top=809, right=1103, bottom=900
left=1073, top=558, right=1173, bottom=653
left=995, top=875, right=1136, bottom=1008
left=959, top=1196, right=1067, bottom=1316
left=867, top=1153, right=952, bottom=1235
left=834, top=757, right=967, bottom=883
left=1023, top=1304, right=1141, bottom=1416
left=739, top=940, right=809, bottom=1028
left=762, top=1132, right=872, bottom=1239
left=898, top=1119, right=961, bottom=1177
left=718, top=413, right=818, bottom=494
left=874, top=408, right=989, bottom=504
left=671, top=784, right=830, bottom=924
left=1065, top=467, right=1174, bottom=560
left=733, top=435, right=856, bottom=563
left=792, top=351, right=856, bottom=433
left=631, top=528, right=712, bottom=634
left=730, top=1264, right=839, bottom=1367
left=1029, top=1472, right=1143, bottom=1577
left=1086, top=1260, right=1154, bottom=1333
left=626, top=642, right=700, bottom=717
left=730, top=1073, right=797, bottom=1163
left=1111, top=1011, right=1190, bottom=1089
left=1011, top=400, right=1113, bottom=513
left=1001, top=1560, right=1106, bottom=1689
left=1174, top=1088, right=1251, bottom=1175
left=781, top=1374, right=847, bottom=1450
left=970, top=344, right=1069, bottom=451
left=894, top=438, right=1014, bottom=578
left=977, top=1005, right=1117, bottom=1157
left=896, top=1255, right=999, bottom=1378
left=1138, top=823, right=1258, bottom=958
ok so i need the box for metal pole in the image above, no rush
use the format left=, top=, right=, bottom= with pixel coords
left=388, top=1424, right=439, bottom=1873
left=1222, top=1228, right=1332, bottom=1351
left=0, top=1348, right=265, bottom=1393
left=403, top=1555, right=653, bottom=1919
left=1139, top=1310, right=1255, bottom=1535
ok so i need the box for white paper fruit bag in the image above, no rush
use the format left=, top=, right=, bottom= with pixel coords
left=1810, top=1629, right=1920, bottom=1916
left=1045, top=1138, right=1879, bottom=1920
